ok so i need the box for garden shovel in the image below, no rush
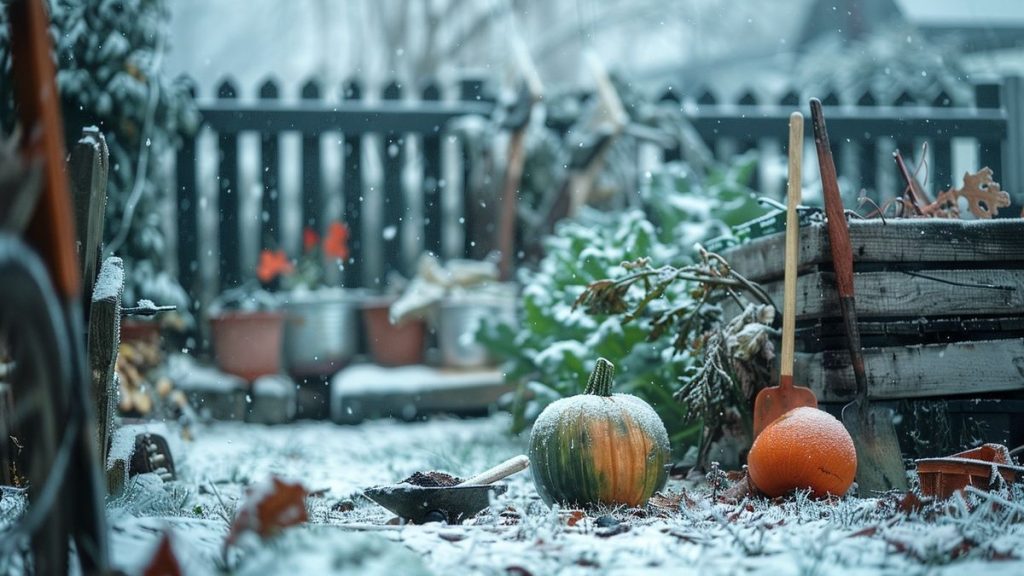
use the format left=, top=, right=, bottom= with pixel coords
left=810, top=98, right=907, bottom=495
left=752, top=112, right=818, bottom=438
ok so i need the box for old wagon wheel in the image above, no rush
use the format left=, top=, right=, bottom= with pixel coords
left=0, top=235, right=73, bottom=575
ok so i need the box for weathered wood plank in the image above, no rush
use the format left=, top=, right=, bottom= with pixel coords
left=88, top=256, right=123, bottom=465
left=753, top=268, right=1024, bottom=319
left=69, top=127, right=108, bottom=305
left=794, top=337, right=1024, bottom=402
left=725, top=219, right=1024, bottom=283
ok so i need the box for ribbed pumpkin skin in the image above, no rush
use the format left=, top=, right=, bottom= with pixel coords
left=529, top=393, right=670, bottom=508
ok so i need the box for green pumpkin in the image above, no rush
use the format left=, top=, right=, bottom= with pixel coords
left=529, top=358, right=670, bottom=508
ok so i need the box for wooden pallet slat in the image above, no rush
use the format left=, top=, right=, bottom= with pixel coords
left=727, top=219, right=1024, bottom=283
left=796, top=337, right=1024, bottom=402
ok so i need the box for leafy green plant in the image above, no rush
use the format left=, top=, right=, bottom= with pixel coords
left=479, top=155, right=765, bottom=457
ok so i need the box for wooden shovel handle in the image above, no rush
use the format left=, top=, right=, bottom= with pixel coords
left=780, top=113, right=802, bottom=383
left=811, top=98, right=868, bottom=400
left=810, top=99, right=854, bottom=299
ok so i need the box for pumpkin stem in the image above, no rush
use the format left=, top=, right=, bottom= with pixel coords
left=584, top=358, right=615, bottom=397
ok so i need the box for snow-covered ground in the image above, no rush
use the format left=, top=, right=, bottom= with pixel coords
left=107, top=414, right=1024, bottom=575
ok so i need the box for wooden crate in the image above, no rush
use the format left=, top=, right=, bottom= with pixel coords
left=723, top=218, right=1024, bottom=454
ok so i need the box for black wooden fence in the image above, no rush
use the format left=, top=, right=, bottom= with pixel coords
left=662, top=78, right=1021, bottom=207
left=173, top=75, right=1022, bottom=304
left=174, top=76, right=493, bottom=301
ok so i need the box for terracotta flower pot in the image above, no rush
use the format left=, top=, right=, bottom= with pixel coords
left=209, top=311, right=285, bottom=381
left=120, top=319, right=162, bottom=347
left=362, top=299, right=425, bottom=367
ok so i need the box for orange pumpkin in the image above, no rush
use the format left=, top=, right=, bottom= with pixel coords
left=747, top=406, right=857, bottom=498
left=529, top=358, right=670, bottom=508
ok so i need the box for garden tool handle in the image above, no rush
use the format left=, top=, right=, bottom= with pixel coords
left=780, top=112, right=802, bottom=387
left=457, top=455, right=530, bottom=487
left=810, top=98, right=868, bottom=403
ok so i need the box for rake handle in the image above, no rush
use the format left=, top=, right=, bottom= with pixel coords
left=810, top=98, right=868, bottom=402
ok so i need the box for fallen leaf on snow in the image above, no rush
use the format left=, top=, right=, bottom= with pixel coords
left=142, top=532, right=182, bottom=576
left=225, top=476, right=308, bottom=547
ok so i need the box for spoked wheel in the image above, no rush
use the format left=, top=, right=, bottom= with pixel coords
left=0, top=235, right=73, bottom=575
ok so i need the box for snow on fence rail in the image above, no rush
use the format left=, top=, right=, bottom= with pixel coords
left=173, top=75, right=1023, bottom=302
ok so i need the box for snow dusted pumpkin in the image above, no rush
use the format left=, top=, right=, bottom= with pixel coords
left=529, top=358, right=670, bottom=508
left=747, top=406, right=857, bottom=498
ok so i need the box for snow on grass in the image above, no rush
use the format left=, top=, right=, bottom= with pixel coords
left=106, top=415, right=1024, bottom=575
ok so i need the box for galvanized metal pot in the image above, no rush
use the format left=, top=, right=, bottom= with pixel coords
left=280, top=288, right=359, bottom=377
left=437, top=289, right=516, bottom=369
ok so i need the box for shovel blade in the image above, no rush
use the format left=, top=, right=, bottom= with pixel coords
left=842, top=400, right=907, bottom=495
left=752, top=386, right=819, bottom=437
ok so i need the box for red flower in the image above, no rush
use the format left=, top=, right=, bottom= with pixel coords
left=257, top=250, right=294, bottom=283
left=303, top=228, right=319, bottom=253
left=323, top=221, right=350, bottom=261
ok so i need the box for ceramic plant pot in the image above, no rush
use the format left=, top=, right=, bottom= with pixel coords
left=209, top=310, right=285, bottom=382
left=280, top=289, right=358, bottom=377
left=362, top=297, right=426, bottom=367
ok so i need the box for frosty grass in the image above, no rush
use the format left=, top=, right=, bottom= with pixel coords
left=97, top=414, right=1024, bottom=575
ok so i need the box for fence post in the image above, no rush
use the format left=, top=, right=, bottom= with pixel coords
left=459, top=77, right=486, bottom=259
left=659, top=86, right=682, bottom=163
left=855, top=90, right=880, bottom=200
left=301, top=79, right=324, bottom=234
left=382, top=80, right=405, bottom=277
left=1002, top=76, right=1023, bottom=211
left=216, top=78, right=242, bottom=290
left=342, top=78, right=364, bottom=288
left=175, top=77, right=199, bottom=302
left=929, top=90, right=954, bottom=192
left=421, top=81, right=444, bottom=257
left=259, top=78, right=281, bottom=249
left=975, top=81, right=1004, bottom=199
left=737, top=89, right=760, bottom=190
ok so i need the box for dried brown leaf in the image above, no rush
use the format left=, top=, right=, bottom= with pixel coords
left=225, top=476, right=308, bottom=547
left=143, top=532, right=182, bottom=576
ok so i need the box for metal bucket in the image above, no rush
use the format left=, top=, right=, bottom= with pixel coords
left=281, top=289, right=358, bottom=377
left=438, top=290, right=516, bottom=369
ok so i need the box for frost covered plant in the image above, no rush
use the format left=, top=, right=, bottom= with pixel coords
left=479, top=157, right=764, bottom=458
left=0, top=0, right=199, bottom=316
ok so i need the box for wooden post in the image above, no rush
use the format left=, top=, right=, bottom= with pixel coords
left=930, top=90, right=954, bottom=192
left=737, top=90, right=761, bottom=191
left=459, top=77, right=487, bottom=259
left=301, top=78, right=324, bottom=234
left=975, top=81, right=1004, bottom=195
left=87, top=257, right=123, bottom=467
left=342, top=78, right=364, bottom=288
left=216, top=78, right=242, bottom=290
left=68, top=127, right=108, bottom=308
left=175, top=77, right=199, bottom=301
left=659, top=87, right=682, bottom=163
left=1001, top=76, right=1023, bottom=210
left=421, top=81, right=444, bottom=257
left=855, top=90, right=879, bottom=202
left=259, top=78, right=282, bottom=249
left=382, top=80, right=405, bottom=276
